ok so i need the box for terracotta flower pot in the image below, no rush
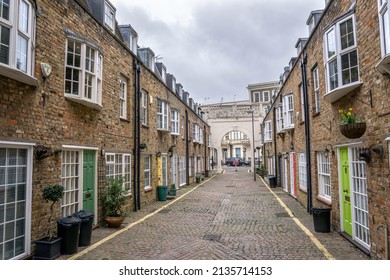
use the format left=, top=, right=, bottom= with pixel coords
left=104, top=216, right=125, bottom=228
left=340, top=122, right=366, bottom=139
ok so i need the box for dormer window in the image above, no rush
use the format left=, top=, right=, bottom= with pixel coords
left=104, top=1, right=115, bottom=32
left=138, top=48, right=155, bottom=70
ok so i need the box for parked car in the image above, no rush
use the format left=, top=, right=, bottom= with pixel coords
left=225, top=157, right=242, bottom=166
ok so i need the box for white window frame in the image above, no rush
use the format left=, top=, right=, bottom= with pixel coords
left=276, top=106, right=284, bottom=132
left=263, top=90, right=270, bottom=102
left=264, top=121, right=272, bottom=142
left=119, top=77, right=127, bottom=119
left=0, top=143, right=33, bottom=260
left=161, top=154, right=168, bottom=187
left=179, top=156, right=186, bottom=186
left=61, top=150, right=82, bottom=217
left=104, top=1, right=115, bottom=32
left=105, top=153, right=132, bottom=194
left=157, top=99, right=168, bottom=131
left=144, top=156, right=151, bottom=190
left=171, top=109, right=179, bottom=135
left=267, top=156, right=274, bottom=175
left=378, top=0, right=390, bottom=57
left=317, top=152, right=331, bottom=201
left=298, top=153, right=307, bottom=192
left=0, top=0, right=36, bottom=85
left=313, top=66, right=320, bottom=113
left=282, top=94, right=294, bottom=129
left=199, top=126, right=203, bottom=144
left=141, top=90, right=148, bottom=126
left=253, top=91, right=260, bottom=102
left=323, top=14, right=361, bottom=102
left=65, top=38, right=103, bottom=110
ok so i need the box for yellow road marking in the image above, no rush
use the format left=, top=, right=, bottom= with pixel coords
left=68, top=177, right=213, bottom=260
left=259, top=175, right=336, bottom=260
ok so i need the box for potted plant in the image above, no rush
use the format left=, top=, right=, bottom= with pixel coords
left=101, top=178, right=127, bottom=228
left=339, top=108, right=366, bottom=139
left=257, top=164, right=268, bottom=178
left=168, top=183, right=177, bottom=196
left=34, top=184, right=64, bottom=260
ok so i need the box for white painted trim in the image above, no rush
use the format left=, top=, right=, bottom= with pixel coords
left=333, top=141, right=362, bottom=148
left=62, top=145, right=99, bottom=150
left=0, top=141, right=36, bottom=146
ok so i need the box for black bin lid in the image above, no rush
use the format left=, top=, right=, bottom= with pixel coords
left=74, top=210, right=94, bottom=219
left=58, top=215, right=81, bottom=225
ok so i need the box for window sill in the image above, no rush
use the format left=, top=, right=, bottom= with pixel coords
left=312, top=112, right=320, bottom=118
left=142, top=124, right=149, bottom=129
left=157, top=128, right=170, bottom=133
left=65, top=95, right=103, bottom=110
left=144, top=187, right=153, bottom=193
left=316, top=195, right=332, bottom=206
left=299, top=187, right=307, bottom=194
left=324, top=81, right=363, bottom=103
left=0, top=65, right=38, bottom=86
left=120, top=117, right=130, bottom=123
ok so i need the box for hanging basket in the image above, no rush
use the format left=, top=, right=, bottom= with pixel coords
left=340, top=122, right=366, bottom=139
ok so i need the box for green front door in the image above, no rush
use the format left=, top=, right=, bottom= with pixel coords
left=340, top=147, right=352, bottom=236
left=83, top=150, right=95, bottom=213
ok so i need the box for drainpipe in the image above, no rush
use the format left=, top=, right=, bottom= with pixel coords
left=136, top=62, right=141, bottom=211
left=301, top=53, right=313, bottom=214
left=204, top=125, right=207, bottom=175
left=185, top=110, right=189, bottom=185
left=273, top=107, right=278, bottom=181
left=133, top=59, right=141, bottom=211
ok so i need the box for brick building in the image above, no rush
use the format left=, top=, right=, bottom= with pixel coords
left=0, top=0, right=210, bottom=259
left=262, top=0, right=390, bottom=259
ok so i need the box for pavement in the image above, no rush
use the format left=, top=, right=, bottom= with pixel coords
left=61, top=167, right=370, bottom=260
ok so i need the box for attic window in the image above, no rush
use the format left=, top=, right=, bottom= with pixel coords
left=104, top=1, right=115, bottom=32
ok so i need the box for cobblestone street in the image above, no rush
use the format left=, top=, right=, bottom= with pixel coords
left=65, top=168, right=369, bottom=260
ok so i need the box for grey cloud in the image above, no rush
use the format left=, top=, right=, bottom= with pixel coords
left=114, top=1, right=322, bottom=104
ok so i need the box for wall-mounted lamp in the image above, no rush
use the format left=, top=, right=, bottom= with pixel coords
left=359, top=147, right=371, bottom=163
left=290, top=142, right=294, bottom=150
left=53, top=149, right=62, bottom=157
left=34, top=145, right=53, bottom=161
left=372, top=145, right=384, bottom=159
left=323, top=144, right=335, bottom=158
left=140, top=143, right=147, bottom=150
left=168, top=146, right=174, bottom=157
left=156, top=151, right=162, bottom=158
left=101, top=147, right=106, bottom=157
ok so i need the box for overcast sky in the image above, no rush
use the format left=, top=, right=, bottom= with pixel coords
left=110, top=0, right=324, bottom=105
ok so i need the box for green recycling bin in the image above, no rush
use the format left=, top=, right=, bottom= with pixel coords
left=157, top=186, right=167, bottom=201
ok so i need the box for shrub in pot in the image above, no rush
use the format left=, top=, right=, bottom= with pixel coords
left=34, top=184, right=64, bottom=260
left=101, top=178, right=127, bottom=228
